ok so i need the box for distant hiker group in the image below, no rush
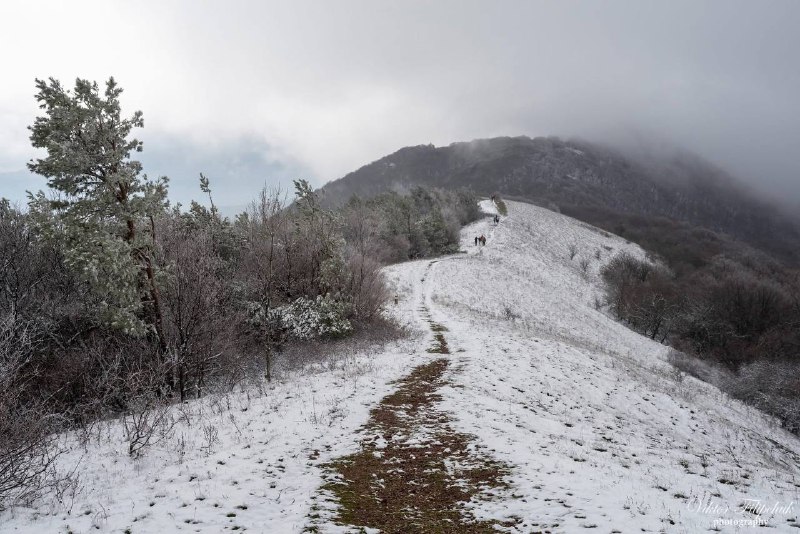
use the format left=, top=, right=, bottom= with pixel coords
left=472, top=205, right=500, bottom=247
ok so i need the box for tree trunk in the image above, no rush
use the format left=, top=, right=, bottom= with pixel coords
left=178, top=362, right=185, bottom=402
left=124, top=215, right=167, bottom=356
left=143, top=254, right=167, bottom=354
left=265, top=346, right=272, bottom=383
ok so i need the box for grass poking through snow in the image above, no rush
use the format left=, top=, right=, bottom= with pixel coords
left=318, top=358, right=510, bottom=533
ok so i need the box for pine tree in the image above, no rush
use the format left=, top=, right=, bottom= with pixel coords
left=27, top=77, right=168, bottom=346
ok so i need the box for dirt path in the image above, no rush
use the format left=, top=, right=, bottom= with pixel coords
left=309, top=257, right=515, bottom=533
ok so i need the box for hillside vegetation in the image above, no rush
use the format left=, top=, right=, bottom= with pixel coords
left=596, top=214, right=800, bottom=433
left=0, top=78, right=479, bottom=507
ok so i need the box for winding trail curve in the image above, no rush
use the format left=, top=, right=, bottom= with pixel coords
left=309, top=212, right=512, bottom=533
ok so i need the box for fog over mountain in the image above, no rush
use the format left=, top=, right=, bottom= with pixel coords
left=318, top=135, right=800, bottom=262
left=1, top=1, right=799, bottom=208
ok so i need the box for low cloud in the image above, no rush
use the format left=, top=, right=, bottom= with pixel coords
left=1, top=0, right=798, bottom=206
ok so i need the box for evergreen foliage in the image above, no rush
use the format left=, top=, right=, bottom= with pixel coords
left=27, top=77, right=168, bottom=337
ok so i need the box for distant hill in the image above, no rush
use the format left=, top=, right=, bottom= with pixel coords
left=319, top=136, right=800, bottom=263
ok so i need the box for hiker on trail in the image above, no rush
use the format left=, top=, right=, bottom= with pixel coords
left=474, top=236, right=478, bottom=246
left=480, top=235, right=486, bottom=246
left=494, top=214, right=500, bottom=224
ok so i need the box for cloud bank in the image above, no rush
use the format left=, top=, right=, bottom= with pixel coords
left=1, top=0, right=798, bottom=206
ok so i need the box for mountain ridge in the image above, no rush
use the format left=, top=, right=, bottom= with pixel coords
left=319, top=135, right=800, bottom=264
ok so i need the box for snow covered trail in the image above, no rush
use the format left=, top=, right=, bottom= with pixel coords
left=306, top=206, right=517, bottom=532
left=381, top=200, right=800, bottom=532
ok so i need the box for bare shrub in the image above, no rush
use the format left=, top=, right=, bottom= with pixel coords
left=665, top=349, right=739, bottom=410
left=345, top=252, right=388, bottom=321
left=156, top=216, right=242, bottom=400
left=200, top=424, right=220, bottom=456
left=0, top=316, right=64, bottom=507
left=666, top=349, right=722, bottom=385
left=568, top=242, right=578, bottom=260
left=579, top=257, right=591, bottom=274
left=280, top=316, right=407, bottom=372
left=114, top=358, right=178, bottom=458
left=123, top=393, right=176, bottom=458
left=503, top=305, right=520, bottom=321
left=602, top=253, right=676, bottom=342
left=493, top=194, right=508, bottom=216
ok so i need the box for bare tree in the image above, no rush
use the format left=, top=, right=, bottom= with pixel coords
left=157, top=217, right=238, bottom=400
left=340, top=199, right=388, bottom=319
left=119, top=360, right=177, bottom=458
left=241, top=186, right=290, bottom=382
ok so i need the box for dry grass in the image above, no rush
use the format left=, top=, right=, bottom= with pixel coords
left=319, top=358, right=510, bottom=533
left=427, top=331, right=450, bottom=354
left=279, top=316, right=409, bottom=371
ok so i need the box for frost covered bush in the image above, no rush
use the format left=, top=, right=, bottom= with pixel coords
left=341, top=187, right=479, bottom=261
left=244, top=294, right=353, bottom=342
left=279, top=295, right=353, bottom=340
left=725, top=359, right=800, bottom=433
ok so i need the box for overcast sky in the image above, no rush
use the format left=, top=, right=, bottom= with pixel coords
left=1, top=0, right=799, bottom=209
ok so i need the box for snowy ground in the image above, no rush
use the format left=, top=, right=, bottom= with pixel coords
left=385, top=200, right=800, bottom=532
left=3, top=199, right=800, bottom=532
left=1, top=339, right=431, bottom=533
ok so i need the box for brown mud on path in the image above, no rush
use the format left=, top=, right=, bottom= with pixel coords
left=310, top=357, right=513, bottom=533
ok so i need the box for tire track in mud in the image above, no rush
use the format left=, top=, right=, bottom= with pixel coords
left=308, top=259, right=516, bottom=533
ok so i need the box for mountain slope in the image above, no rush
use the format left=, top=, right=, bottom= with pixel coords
left=320, top=136, right=800, bottom=263
left=3, top=200, right=799, bottom=532
left=384, top=200, right=800, bottom=530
